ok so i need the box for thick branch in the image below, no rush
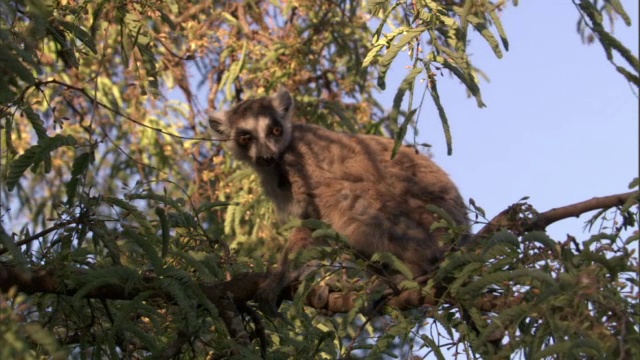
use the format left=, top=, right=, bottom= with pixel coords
left=536, top=190, right=638, bottom=228
left=0, top=261, right=516, bottom=317
left=0, top=261, right=268, bottom=346
left=0, top=261, right=266, bottom=304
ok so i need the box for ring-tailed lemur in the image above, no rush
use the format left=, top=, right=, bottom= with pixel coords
left=209, top=90, right=468, bottom=313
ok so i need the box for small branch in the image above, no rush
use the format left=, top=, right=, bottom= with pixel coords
left=157, top=38, right=194, bottom=61
left=0, top=219, right=76, bottom=256
left=172, top=3, right=210, bottom=24
left=33, top=79, right=214, bottom=142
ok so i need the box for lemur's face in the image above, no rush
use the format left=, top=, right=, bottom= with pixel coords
left=209, top=91, right=294, bottom=167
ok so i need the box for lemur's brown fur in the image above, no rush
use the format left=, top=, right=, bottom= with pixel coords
left=210, top=90, right=468, bottom=313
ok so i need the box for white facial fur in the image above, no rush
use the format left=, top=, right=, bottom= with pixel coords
left=209, top=91, right=294, bottom=167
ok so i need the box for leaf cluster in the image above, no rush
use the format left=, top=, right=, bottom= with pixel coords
left=431, top=206, right=639, bottom=358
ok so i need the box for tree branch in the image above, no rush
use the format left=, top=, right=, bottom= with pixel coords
left=0, top=261, right=267, bottom=304
left=0, top=219, right=76, bottom=256
left=474, top=190, right=638, bottom=240
left=0, top=260, right=516, bottom=317
left=535, top=190, right=638, bottom=228
left=32, top=79, right=213, bottom=142
left=0, top=191, right=635, bottom=318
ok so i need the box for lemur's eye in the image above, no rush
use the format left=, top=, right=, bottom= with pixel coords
left=237, top=133, right=252, bottom=147
left=272, top=126, right=282, bottom=136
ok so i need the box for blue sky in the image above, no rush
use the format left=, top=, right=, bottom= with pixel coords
left=377, top=0, right=639, bottom=240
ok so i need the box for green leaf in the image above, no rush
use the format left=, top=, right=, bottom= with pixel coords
left=6, top=134, right=77, bottom=191
left=220, top=11, right=240, bottom=28
left=6, top=145, right=41, bottom=191
left=64, top=177, right=80, bottom=206
left=534, top=338, right=602, bottom=359
left=222, top=41, right=247, bottom=100
left=363, top=26, right=409, bottom=69
left=377, top=27, right=426, bottom=90
left=460, top=268, right=557, bottom=298
left=58, top=19, right=97, bottom=54
left=469, top=198, right=486, bottom=218
left=467, top=14, right=503, bottom=58
left=136, top=42, right=159, bottom=97
left=73, top=266, right=140, bottom=301
left=22, top=107, right=48, bottom=142
left=103, top=196, right=154, bottom=235
left=66, top=151, right=94, bottom=205
left=172, top=251, right=219, bottom=283
left=22, top=323, right=66, bottom=358
left=476, top=302, right=529, bottom=344
left=155, top=207, right=170, bottom=259
left=196, top=201, right=234, bottom=213
left=419, top=334, right=447, bottom=359
left=489, top=7, right=509, bottom=51
left=167, top=211, right=198, bottom=228
left=127, top=192, right=182, bottom=210
left=371, top=251, right=415, bottom=279
left=369, top=1, right=405, bottom=44
left=577, top=249, right=628, bottom=277
left=157, top=9, right=177, bottom=30
left=607, top=0, right=632, bottom=26
left=0, top=225, right=29, bottom=272
left=427, top=74, right=453, bottom=155
left=578, top=0, right=639, bottom=86
left=425, top=204, right=457, bottom=227
left=436, top=252, right=487, bottom=282
left=522, top=231, right=559, bottom=256
left=123, top=228, right=163, bottom=270
left=310, top=228, right=341, bottom=241
left=615, top=65, right=640, bottom=86
left=446, top=262, right=483, bottom=295
left=424, top=54, right=485, bottom=108
left=0, top=47, right=35, bottom=87
left=484, top=230, right=521, bottom=252
left=71, top=151, right=94, bottom=177
left=389, top=65, right=422, bottom=157
left=391, top=108, right=416, bottom=159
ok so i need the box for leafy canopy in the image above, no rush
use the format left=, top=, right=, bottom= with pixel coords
left=0, top=0, right=638, bottom=359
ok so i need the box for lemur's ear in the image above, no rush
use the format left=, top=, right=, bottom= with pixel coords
left=208, top=110, right=229, bottom=137
left=270, top=89, right=294, bottom=120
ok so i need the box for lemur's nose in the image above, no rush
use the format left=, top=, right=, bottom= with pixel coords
left=256, top=156, right=276, bottom=167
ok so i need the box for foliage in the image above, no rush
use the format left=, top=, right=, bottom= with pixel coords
left=0, top=287, right=66, bottom=359
left=0, top=0, right=637, bottom=359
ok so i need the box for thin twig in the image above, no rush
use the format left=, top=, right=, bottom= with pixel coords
left=0, top=219, right=76, bottom=256
left=34, top=79, right=220, bottom=142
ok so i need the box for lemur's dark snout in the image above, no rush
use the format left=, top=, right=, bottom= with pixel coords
left=256, top=156, right=276, bottom=167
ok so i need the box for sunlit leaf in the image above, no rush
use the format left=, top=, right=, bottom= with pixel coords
left=6, top=134, right=76, bottom=191
left=58, top=19, right=97, bottom=54
left=467, top=14, right=503, bottom=58
left=377, top=27, right=426, bottom=89
left=607, top=0, right=632, bottom=26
